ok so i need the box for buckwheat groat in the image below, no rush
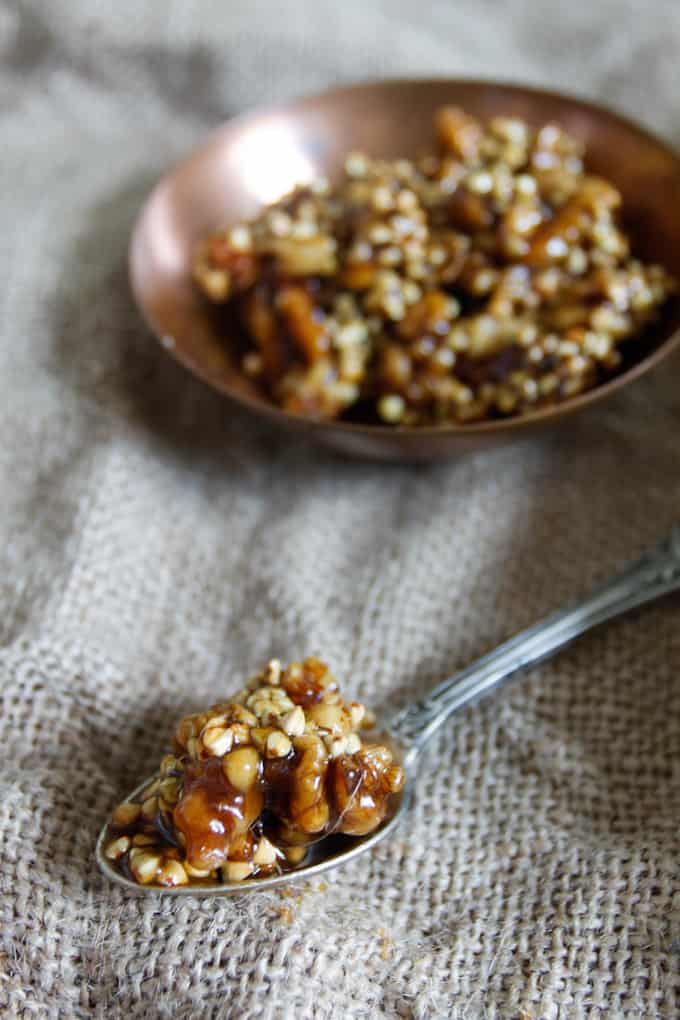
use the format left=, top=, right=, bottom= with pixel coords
left=194, top=108, right=674, bottom=425
left=103, top=658, right=404, bottom=887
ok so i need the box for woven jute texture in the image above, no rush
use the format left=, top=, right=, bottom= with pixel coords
left=1, top=2, right=680, bottom=1017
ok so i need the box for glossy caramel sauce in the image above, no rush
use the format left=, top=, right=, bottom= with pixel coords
left=173, top=758, right=263, bottom=870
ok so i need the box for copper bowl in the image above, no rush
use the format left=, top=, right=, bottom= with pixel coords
left=130, top=79, right=680, bottom=461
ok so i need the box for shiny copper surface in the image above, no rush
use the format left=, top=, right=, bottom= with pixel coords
left=130, top=79, right=680, bottom=461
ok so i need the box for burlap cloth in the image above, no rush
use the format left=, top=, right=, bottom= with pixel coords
left=2, top=2, right=680, bottom=1017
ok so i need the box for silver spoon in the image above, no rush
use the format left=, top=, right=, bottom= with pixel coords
left=96, top=527, right=680, bottom=895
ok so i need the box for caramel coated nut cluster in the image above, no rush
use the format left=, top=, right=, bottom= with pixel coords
left=104, top=658, right=404, bottom=886
left=194, top=107, right=674, bottom=426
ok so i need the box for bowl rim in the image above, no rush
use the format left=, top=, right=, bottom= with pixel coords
left=130, top=76, right=680, bottom=441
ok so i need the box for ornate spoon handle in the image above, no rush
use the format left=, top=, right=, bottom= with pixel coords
left=389, top=528, right=680, bottom=765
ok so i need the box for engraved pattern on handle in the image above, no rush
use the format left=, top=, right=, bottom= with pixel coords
left=389, top=527, right=680, bottom=763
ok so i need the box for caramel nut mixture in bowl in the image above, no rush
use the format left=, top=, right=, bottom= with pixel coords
left=103, top=658, right=404, bottom=887
left=193, top=107, right=675, bottom=426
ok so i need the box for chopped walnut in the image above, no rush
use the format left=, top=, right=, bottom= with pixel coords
left=194, top=107, right=675, bottom=426
left=103, top=658, right=404, bottom=886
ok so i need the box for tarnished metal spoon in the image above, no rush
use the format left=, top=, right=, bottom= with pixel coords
left=97, top=527, right=680, bottom=894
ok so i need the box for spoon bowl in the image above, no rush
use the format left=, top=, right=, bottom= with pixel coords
left=130, top=78, right=680, bottom=461
left=95, top=773, right=413, bottom=896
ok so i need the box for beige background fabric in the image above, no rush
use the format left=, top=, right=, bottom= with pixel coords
left=1, top=1, right=680, bottom=1017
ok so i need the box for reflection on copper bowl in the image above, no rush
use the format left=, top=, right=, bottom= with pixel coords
left=129, top=79, right=680, bottom=461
